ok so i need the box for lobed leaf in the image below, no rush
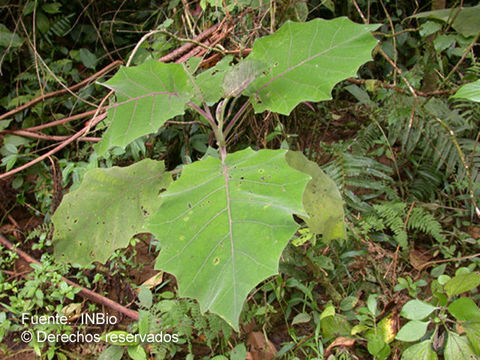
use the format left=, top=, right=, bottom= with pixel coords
left=53, top=159, right=171, bottom=266
left=145, top=148, right=309, bottom=329
left=244, top=17, right=380, bottom=115
left=95, top=60, right=193, bottom=156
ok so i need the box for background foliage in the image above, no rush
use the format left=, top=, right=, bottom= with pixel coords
left=0, top=0, right=479, bottom=359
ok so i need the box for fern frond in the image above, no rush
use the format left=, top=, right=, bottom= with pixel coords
left=407, top=206, right=446, bottom=244
left=43, top=14, right=75, bottom=45
left=7, top=94, right=35, bottom=108
left=373, top=202, right=408, bottom=248
left=14, top=72, right=39, bottom=83
left=322, top=152, right=395, bottom=211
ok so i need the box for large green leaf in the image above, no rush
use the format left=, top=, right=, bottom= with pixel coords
left=285, top=151, right=345, bottom=242
left=96, top=60, right=193, bottom=155
left=410, top=6, right=480, bottom=37
left=53, top=159, right=171, bottom=266
left=444, top=332, right=478, bottom=360
left=145, top=148, right=309, bottom=329
left=244, top=18, right=379, bottom=114
left=451, top=79, right=480, bottom=103
left=401, top=340, right=437, bottom=360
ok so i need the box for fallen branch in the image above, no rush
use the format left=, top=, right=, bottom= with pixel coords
left=0, top=112, right=106, bottom=180
left=2, top=129, right=100, bottom=142
left=158, top=24, right=220, bottom=63
left=23, top=109, right=101, bottom=132
left=0, top=232, right=139, bottom=321
left=176, top=24, right=232, bottom=63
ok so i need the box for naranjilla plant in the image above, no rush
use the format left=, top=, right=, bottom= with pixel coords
left=51, top=17, right=380, bottom=329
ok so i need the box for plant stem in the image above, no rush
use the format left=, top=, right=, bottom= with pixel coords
left=224, top=100, right=250, bottom=138
left=187, top=101, right=217, bottom=130
left=215, top=98, right=231, bottom=147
